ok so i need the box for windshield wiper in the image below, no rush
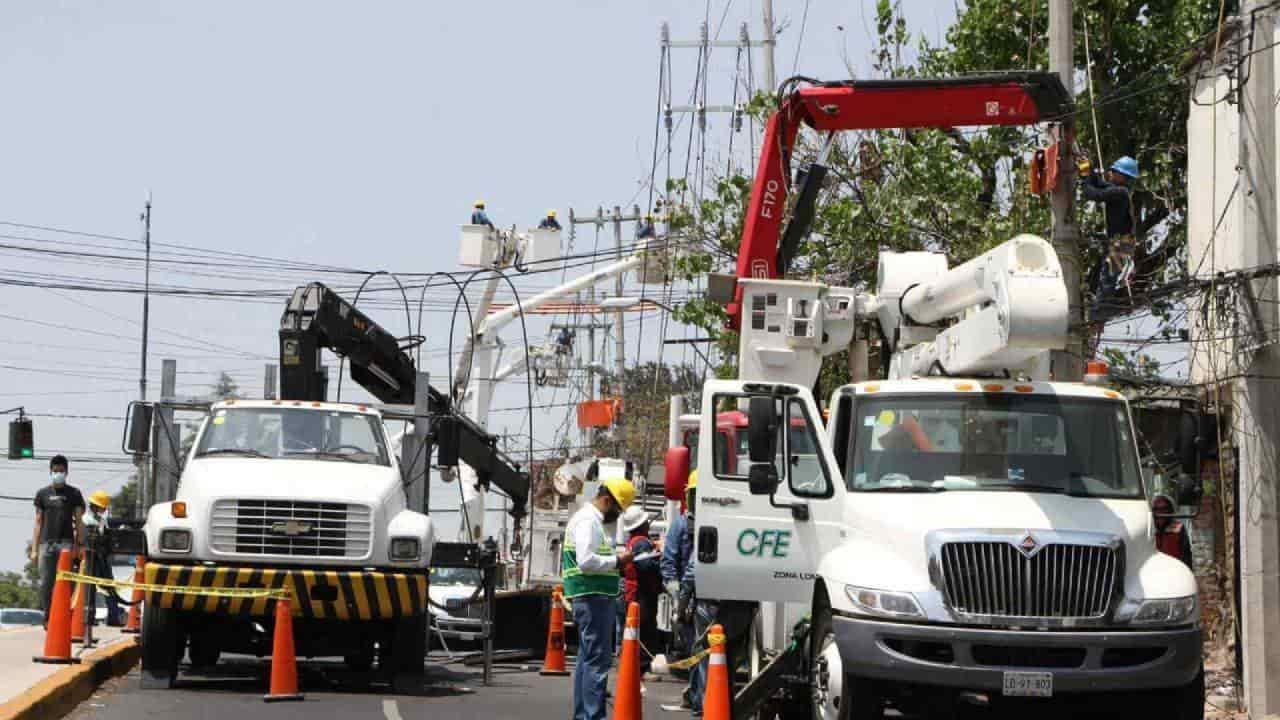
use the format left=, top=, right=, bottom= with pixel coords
left=859, top=485, right=944, bottom=493
left=283, top=449, right=364, bottom=463
left=973, top=482, right=1085, bottom=496
left=197, top=448, right=269, bottom=459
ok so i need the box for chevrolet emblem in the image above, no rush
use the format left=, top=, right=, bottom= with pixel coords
left=271, top=520, right=313, bottom=536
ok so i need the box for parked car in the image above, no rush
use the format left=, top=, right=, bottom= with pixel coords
left=0, top=608, right=43, bottom=629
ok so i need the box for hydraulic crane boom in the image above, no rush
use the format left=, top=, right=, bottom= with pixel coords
left=278, top=282, right=529, bottom=518
left=728, top=72, right=1072, bottom=327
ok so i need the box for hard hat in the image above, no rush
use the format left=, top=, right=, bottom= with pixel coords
left=601, top=477, right=636, bottom=510
left=621, top=504, right=651, bottom=532
left=548, top=209, right=557, bottom=217
left=474, top=200, right=485, bottom=208
left=1109, top=156, right=1139, bottom=179
left=89, top=490, right=111, bottom=510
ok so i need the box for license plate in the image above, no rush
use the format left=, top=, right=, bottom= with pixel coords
left=1002, top=671, right=1053, bottom=697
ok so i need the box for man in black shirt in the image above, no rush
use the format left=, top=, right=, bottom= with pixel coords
left=1079, top=156, right=1140, bottom=317
left=31, top=455, right=84, bottom=621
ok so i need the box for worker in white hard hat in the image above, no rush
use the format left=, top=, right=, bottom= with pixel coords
left=564, top=477, right=636, bottom=720
left=470, top=200, right=494, bottom=230
left=619, top=504, right=661, bottom=675
left=538, top=209, right=562, bottom=231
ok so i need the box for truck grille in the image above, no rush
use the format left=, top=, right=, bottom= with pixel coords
left=210, top=500, right=373, bottom=559
left=939, top=541, right=1119, bottom=619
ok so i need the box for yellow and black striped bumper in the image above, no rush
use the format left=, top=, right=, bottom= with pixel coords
left=143, top=563, right=427, bottom=621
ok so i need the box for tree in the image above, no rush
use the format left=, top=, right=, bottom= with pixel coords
left=670, top=0, right=1223, bottom=382
left=110, top=474, right=138, bottom=520
left=210, top=372, right=240, bottom=401
left=0, top=571, right=37, bottom=608
left=597, top=362, right=703, bottom=467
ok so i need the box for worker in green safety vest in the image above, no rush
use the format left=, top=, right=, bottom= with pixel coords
left=563, top=477, right=636, bottom=720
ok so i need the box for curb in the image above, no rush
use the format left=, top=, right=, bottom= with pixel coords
left=0, top=639, right=140, bottom=720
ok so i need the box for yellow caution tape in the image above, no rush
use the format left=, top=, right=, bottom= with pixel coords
left=56, top=570, right=291, bottom=600
left=663, top=630, right=728, bottom=670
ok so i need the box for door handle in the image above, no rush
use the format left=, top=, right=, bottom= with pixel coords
left=697, top=527, right=718, bottom=563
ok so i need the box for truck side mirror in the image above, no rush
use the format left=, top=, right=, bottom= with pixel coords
left=123, top=402, right=154, bottom=455
left=747, top=396, right=778, bottom=464
left=664, top=446, right=691, bottom=500
left=1178, top=411, right=1199, bottom=477
left=748, top=463, right=780, bottom=496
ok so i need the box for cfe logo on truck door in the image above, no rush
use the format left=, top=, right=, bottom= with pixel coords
left=737, top=529, right=791, bottom=557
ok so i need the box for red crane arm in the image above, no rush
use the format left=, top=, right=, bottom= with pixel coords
left=728, top=72, right=1071, bottom=326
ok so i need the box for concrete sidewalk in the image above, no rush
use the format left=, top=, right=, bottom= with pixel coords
left=0, top=626, right=133, bottom=709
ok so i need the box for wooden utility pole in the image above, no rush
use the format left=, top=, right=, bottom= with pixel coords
left=1235, top=2, right=1280, bottom=712
left=1048, top=0, right=1085, bottom=381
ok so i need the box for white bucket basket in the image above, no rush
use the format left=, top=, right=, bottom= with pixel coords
left=636, top=240, right=671, bottom=285
left=459, top=225, right=499, bottom=268
left=522, top=229, right=562, bottom=265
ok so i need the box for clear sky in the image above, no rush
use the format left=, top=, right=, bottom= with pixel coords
left=0, top=1, right=958, bottom=573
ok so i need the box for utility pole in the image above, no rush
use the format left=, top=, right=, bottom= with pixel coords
left=263, top=364, right=278, bottom=400
left=1048, top=0, right=1084, bottom=381
left=152, top=359, right=178, bottom=504
left=761, top=0, right=777, bottom=92
left=136, top=194, right=153, bottom=515
left=1235, top=2, right=1280, bottom=712
left=612, top=206, right=626, bottom=384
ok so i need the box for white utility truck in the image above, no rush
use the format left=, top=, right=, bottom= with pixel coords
left=126, top=398, right=434, bottom=691
left=673, top=234, right=1204, bottom=718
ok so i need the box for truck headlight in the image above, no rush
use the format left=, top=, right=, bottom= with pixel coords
left=159, top=529, right=191, bottom=553
left=1131, top=596, right=1197, bottom=626
left=845, top=585, right=924, bottom=619
left=390, top=537, right=420, bottom=561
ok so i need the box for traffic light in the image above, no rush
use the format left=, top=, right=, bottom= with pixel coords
left=8, top=417, right=33, bottom=459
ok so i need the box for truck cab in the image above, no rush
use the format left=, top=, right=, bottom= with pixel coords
left=691, top=378, right=1203, bottom=717
left=137, top=399, right=434, bottom=691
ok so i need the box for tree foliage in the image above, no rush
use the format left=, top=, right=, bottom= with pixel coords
left=597, top=362, right=703, bottom=464
left=670, top=0, right=1223, bottom=382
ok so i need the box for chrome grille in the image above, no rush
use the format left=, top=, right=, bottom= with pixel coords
left=210, top=499, right=372, bottom=558
left=940, top=541, right=1119, bottom=619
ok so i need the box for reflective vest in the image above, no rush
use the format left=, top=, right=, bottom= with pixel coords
left=562, top=507, right=620, bottom=599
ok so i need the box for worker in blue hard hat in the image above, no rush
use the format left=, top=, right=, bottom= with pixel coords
left=1078, top=155, right=1140, bottom=317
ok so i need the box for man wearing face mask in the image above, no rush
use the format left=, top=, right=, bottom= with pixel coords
left=563, top=477, right=636, bottom=720
left=31, top=455, right=85, bottom=623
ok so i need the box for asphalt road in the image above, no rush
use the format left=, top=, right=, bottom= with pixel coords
left=67, top=653, right=691, bottom=720
left=62, top=653, right=1170, bottom=720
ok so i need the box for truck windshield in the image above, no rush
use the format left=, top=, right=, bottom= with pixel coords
left=195, top=407, right=390, bottom=466
left=847, top=395, right=1143, bottom=499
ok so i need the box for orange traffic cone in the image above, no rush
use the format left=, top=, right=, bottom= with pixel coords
left=539, top=586, right=570, bottom=676
left=33, top=549, right=80, bottom=664
left=263, top=597, right=304, bottom=702
left=611, top=601, right=643, bottom=720
left=121, top=556, right=144, bottom=635
left=701, top=623, right=730, bottom=720
left=69, top=550, right=87, bottom=644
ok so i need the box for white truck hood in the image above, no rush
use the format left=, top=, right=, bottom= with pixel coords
left=180, top=457, right=400, bottom=508
left=844, top=491, right=1152, bottom=592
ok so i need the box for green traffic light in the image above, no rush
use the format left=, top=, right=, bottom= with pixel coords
left=20, top=448, right=32, bottom=458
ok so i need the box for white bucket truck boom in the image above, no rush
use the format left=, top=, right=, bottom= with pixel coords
left=678, top=233, right=1204, bottom=718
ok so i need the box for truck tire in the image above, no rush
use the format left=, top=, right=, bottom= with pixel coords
left=1162, top=666, right=1205, bottom=720
left=187, top=630, right=220, bottom=669
left=390, top=614, right=426, bottom=694
left=810, top=588, right=879, bottom=720
left=140, top=603, right=183, bottom=689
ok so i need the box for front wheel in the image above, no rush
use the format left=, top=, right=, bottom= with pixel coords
left=810, top=589, right=879, bottom=720
left=140, top=603, right=183, bottom=689
left=389, top=614, right=426, bottom=694
left=1159, top=666, right=1205, bottom=720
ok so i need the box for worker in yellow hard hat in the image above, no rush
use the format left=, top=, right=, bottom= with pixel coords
left=538, top=209, right=562, bottom=231
left=470, top=200, right=494, bottom=230
left=564, top=476, right=635, bottom=720
left=660, top=468, right=698, bottom=710
left=84, top=489, right=125, bottom=626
